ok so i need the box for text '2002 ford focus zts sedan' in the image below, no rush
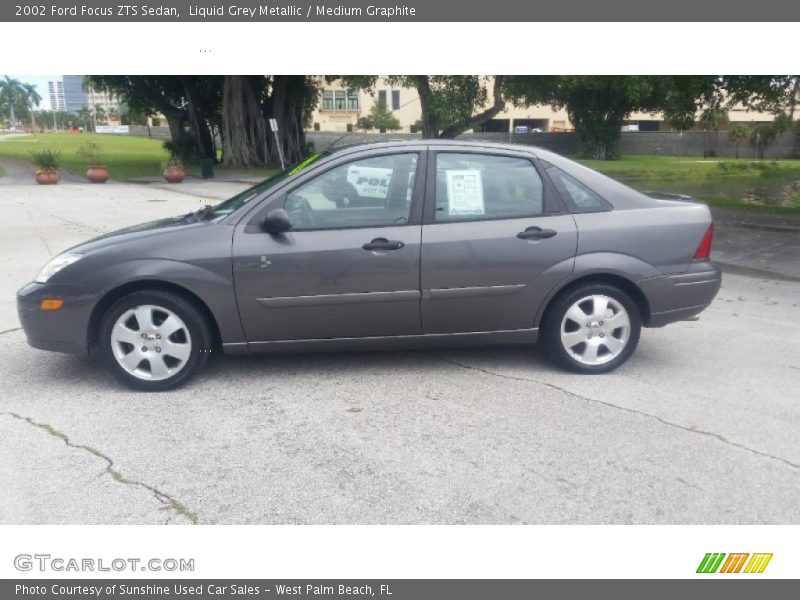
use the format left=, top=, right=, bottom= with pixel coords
left=17, top=141, right=721, bottom=391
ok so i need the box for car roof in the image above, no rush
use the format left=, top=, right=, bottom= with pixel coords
left=329, top=138, right=544, bottom=156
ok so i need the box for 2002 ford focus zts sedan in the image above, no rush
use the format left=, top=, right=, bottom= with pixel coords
left=17, top=141, right=721, bottom=391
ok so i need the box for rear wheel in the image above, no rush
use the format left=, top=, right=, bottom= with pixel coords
left=543, top=283, right=641, bottom=374
left=99, top=290, right=212, bottom=391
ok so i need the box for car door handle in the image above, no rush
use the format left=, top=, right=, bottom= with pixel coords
left=362, top=238, right=405, bottom=251
left=517, top=226, right=557, bottom=240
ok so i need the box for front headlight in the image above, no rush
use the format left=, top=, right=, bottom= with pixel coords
left=35, top=253, right=83, bottom=283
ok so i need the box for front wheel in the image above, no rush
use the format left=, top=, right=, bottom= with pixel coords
left=99, top=290, right=212, bottom=391
left=542, top=283, right=641, bottom=374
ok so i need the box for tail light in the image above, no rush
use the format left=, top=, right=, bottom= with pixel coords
left=693, top=224, right=714, bottom=259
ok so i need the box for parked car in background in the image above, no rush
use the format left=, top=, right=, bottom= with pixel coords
left=17, top=140, right=720, bottom=391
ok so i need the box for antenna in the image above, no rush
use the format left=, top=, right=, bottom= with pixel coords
left=327, top=130, right=358, bottom=151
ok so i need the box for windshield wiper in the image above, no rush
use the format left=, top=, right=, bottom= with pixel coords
left=183, top=204, right=215, bottom=221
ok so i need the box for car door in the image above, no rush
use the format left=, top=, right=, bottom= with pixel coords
left=420, top=149, right=577, bottom=334
left=233, top=150, right=425, bottom=344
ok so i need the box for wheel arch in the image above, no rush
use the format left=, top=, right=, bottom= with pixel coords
left=87, top=279, right=223, bottom=352
left=537, top=272, right=652, bottom=330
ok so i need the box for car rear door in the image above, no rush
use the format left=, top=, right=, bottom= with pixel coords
left=420, top=148, right=577, bottom=334
left=232, top=149, right=425, bottom=344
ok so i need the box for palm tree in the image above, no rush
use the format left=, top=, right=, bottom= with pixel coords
left=727, top=123, right=749, bottom=159
left=91, top=103, right=107, bottom=130
left=0, top=76, right=26, bottom=129
left=76, top=106, right=92, bottom=132
left=23, top=83, right=41, bottom=131
left=772, top=112, right=792, bottom=158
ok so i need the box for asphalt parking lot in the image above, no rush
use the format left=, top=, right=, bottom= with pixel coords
left=1, top=177, right=799, bottom=524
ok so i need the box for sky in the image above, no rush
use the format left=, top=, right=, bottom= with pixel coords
left=8, top=75, right=60, bottom=111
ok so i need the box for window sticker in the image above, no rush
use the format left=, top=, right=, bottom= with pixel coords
left=446, top=169, right=484, bottom=216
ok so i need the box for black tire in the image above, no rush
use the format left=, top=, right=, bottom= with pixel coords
left=542, top=282, right=641, bottom=374
left=99, top=289, right=213, bottom=391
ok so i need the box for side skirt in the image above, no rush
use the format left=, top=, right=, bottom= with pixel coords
left=222, top=328, right=539, bottom=355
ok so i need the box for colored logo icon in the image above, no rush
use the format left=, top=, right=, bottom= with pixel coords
left=697, top=553, right=773, bottom=574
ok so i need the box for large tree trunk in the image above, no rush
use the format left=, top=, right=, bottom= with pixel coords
left=222, top=76, right=269, bottom=167
left=178, top=76, right=216, bottom=160
left=267, top=76, right=311, bottom=165
left=415, top=76, right=440, bottom=139
left=163, top=110, right=186, bottom=145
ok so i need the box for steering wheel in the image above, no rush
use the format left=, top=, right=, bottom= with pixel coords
left=286, top=194, right=316, bottom=229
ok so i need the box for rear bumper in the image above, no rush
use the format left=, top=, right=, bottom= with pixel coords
left=17, top=282, right=99, bottom=355
left=639, top=261, right=722, bottom=327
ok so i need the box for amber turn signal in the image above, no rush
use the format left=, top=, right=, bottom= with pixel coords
left=39, top=298, right=64, bottom=311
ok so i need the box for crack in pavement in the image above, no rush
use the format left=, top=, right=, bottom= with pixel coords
left=3, top=412, right=198, bottom=524
left=432, top=354, right=800, bottom=471
left=23, top=206, right=53, bottom=256
left=0, top=327, right=22, bottom=336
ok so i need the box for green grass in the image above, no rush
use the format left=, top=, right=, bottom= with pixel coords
left=0, top=132, right=280, bottom=182
left=576, top=155, right=800, bottom=182
left=0, top=133, right=170, bottom=180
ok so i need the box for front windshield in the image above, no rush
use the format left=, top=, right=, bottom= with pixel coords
left=207, top=151, right=327, bottom=217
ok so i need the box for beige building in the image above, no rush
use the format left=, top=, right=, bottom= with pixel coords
left=309, top=76, right=784, bottom=134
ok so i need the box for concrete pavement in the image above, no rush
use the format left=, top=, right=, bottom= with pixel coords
left=1, top=178, right=799, bottom=524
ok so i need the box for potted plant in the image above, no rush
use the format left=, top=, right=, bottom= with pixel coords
left=29, top=149, right=62, bottom=185
left=162, top=155, right=185, bottom=183
left=77, top=141, right=108, bottom=183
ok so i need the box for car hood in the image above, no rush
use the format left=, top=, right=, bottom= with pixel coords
left=66, top=212, right=218, bottom=255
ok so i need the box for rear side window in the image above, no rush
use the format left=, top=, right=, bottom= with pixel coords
left=434, top=153, right=544, bottom=222
left=542, top=161, right=612, bottom=213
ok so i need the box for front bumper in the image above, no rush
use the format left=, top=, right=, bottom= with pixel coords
left=639, top=261, right=722, bottom=327
left=16, top=282, right=99, bottom=355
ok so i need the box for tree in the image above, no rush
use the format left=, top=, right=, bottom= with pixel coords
left=340, top=75, right=506, bottom=139
left=220, top=75, right=317, bottom=167
left=698, top=107, right=729, bottom=157
left=0, top=76, right=25, bottom=128
left=221, top=75, right=269, bottom=166
left=355, top=115, right=374, bottom=131
left=23, top=83, right=41, bottom=131
left=92, top=103, right=107, bottom=128
left=86, top=76, right=220, bottom=161
left=749, top=123, right=776, bottom=159
left=771, top=112, right=793, bottom=157
left=368, top=100, right=400, bottom=132
left=503, top=76, right=720, bottom=159
left=727, top=123, right=750, bottom=159
left=76, top=106, right=92, bottom=132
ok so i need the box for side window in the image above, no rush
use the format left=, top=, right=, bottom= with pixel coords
left=434, top=153, right=543, bottom=222
left=542, top=161, right=612, bottom=213
left=284, top=153, right=418, bottom=230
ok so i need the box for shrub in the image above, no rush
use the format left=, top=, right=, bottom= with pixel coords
left=76, top=141, right=104, bottom=166
left=29, top=149, right=62, bottom=171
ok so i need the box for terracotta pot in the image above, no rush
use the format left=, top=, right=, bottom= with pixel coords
left=35, top=170, right=60, bottom=185
left=86, top=165, right=109, bottom=183
left=163, top=166, right=185, bottom=183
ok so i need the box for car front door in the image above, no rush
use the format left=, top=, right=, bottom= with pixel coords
left=233, top=150, right=425, bottom=344
left=420, top=149, right=577, bottom=334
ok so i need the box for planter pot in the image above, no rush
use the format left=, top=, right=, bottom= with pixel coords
left=163, top=166, right=185, bottom=184
left=35, top=170, right=60, bottom=185
left=86, top=165, right=109, bottom=183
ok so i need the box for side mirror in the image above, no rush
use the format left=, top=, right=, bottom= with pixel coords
left=262, top=208, right=292, bottom=234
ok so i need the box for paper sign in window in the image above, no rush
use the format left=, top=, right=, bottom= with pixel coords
left=446, top=170, right=484, bottom=216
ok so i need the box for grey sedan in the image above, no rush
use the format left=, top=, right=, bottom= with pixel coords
left=17, top=141, right=721, bottom=391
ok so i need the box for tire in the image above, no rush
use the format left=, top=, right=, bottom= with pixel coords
left=542, top=283, right=641, bottom=374
left=99, top=289, right=213, bottom=391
